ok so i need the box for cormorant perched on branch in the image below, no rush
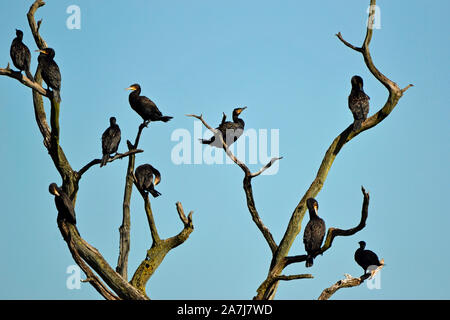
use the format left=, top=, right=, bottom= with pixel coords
left=36, top=47, right=61, bottom=101
left=10, top=29, right=33, bottom=80
left=348, top=75, right=370, bottom=131
left=100, top=117, right=121, bottom=167
left=303, top=198, right=326, bottom=268
left=354, top=241, right=384, bottom=276
left=49, top=183, right=76, bottom=224
left=126, top=84, right=173, bottom=124
left=200, top=107, right=247, bottom=147
left=134, top=164, right=162, bottom=198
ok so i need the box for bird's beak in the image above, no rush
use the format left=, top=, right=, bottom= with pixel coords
left=54, top=189, right=60, bottom=196
left=35, top=49, right=46, bottom=54
left=125, top=86, right=135, bottom=91
left=237, top=106, right=247, bottom=114
left=154, top=176, right=160, bottom=186
left=314, top=203, right=318, bottom=214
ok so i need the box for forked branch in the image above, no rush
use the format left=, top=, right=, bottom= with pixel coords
left=187, top=113, right=278, bottom=254
left=130, top=202, right=194, bottom=297
left=283, top=186, right=369, bottom=268
left=318, top=273, right=371, bottom=300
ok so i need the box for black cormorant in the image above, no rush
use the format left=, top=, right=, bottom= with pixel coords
left=354, top=241, right=384, bottom=275
left=100, top=117, right=121, bottom=167
left=303, top=198, right=326, bottom=268
left=36, top=47, right=61, bottom=101
left=348, top=75, right=370, bottom=131
left=10, top=29, right=33, bottom=80
left=126, top=84, right=173, bottom=124
left=49, top=183, right=76, bottom=224
left=134, top=164, right=162, bottom=198
left=200, top=107, right=247, bottom=147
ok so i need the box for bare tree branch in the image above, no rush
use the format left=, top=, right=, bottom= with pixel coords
left=318, top=273, right=370, bottom=300
left=27, top=0, right=47, bottom=50
left=130, top=202, right=194, bottom=297
left=187, top=113, right=278, bottom=254
left=250, top=157, right=283, bottom=178
left=60, top=221, right=120, bottom=300
left=142, top=193, right=161, bottom=244
left=319, top=186, right=369, bottom=253
left=275, top=274, right=314, bottom=282
left=76, top=149, right=144, bottom=180
left=402, top=84, right=414, bottom=93
left=335, top=32, right=362, bottom=52
left=282, top=186, right=369, bottom=269
left=0, top=65, right=48, bottom=96
left=166, top=202, right=194, bottom=249
left=117, top=121, right=148, bottom=279
left=58, top=220, right=147, bottom=300
left=256, top=273, right=314, bottom=300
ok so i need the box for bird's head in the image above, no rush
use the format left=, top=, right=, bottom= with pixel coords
left=15, top=29, right=24, bottom=39
left=49, top=183, right=60, bottom=196
left=358, top=241, right=366, bottom=249
left=125, top=83, right=141, bottom=92
left=233, top=106, right=247, bottom=116
left=109, top=117, right=117, bottom=125
left=153, top=167, right=161, bottom=186
left=36, top=47, right=56, bottom=59
left=351, top=75, right=364, bottom=90
left=306, top=198, right=319, bottom=215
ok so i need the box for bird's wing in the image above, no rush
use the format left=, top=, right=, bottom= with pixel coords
left=46, top=61, right=61, bottom=90
left=363, top=250, right=381, bottom=266
left=349, top=91, right=370, bottom=120
left=139, top=96, right=162, bottom=115
left=55, top=193, right=76, bottom=223
left=303, top=219, right=326, bottom=251
left=102, top=126, right=121, bottom=154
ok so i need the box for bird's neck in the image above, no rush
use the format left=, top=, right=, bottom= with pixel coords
left=308, top=209, right=319, bottom=220
left=129, top=89, right=140, bottom=101
left=233, top=115, right=244, bottom=126
left=351, top=86, right=363, bottom=94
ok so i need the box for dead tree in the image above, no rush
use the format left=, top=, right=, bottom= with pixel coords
left=0, top=0, right=194, bottom=300
left=1, top=0, right=411, bottom=300
left=189, top=0, right=411, bottom=300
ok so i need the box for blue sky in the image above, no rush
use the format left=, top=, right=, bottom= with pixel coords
left=0, top=0, right=448, bottom=300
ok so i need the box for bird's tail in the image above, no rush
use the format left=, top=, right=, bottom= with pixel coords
left=353, top=119, right=363, bottom=131
left=100, top=154, right=109, bottom=167
left=149, top=188, right=162, bottom=198
left=25, top=69, right=34, bottom=81
left=199, top=137, right=214, bottom=145
left=159, top=116, right=173, bottom=122
left=305, top=256, right=314, bottom=268
left=52, top=90, right=61, bottom=103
